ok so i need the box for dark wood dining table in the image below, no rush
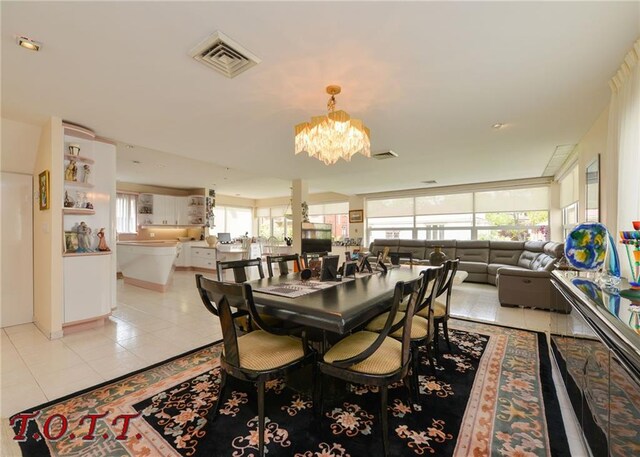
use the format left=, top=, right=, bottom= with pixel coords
left=248, top=265, right=426, bottom=335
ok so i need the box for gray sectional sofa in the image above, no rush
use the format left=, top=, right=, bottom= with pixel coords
left=368, top=239, right=565, bottom=311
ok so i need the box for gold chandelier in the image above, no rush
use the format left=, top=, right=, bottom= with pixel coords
left=294, top=85, right=371, bottom=165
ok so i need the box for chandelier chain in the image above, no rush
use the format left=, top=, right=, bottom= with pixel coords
left=327, top=94, right=336, bottom=113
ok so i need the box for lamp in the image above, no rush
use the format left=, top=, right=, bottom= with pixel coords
left=295, top=85, right=371, bottom=165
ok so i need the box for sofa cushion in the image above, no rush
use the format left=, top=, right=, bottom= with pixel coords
left=489, top=241, right=524, bottom=266
left=369, top=239, right=400, bottom=254
left=395, top=239, right=427, bottom=260
left=456, top=240, right=489, bottom=263
left=424, top=240, right=457, bottom=260
left=459, top=261, right=488, bottom=274
left=524, top=241, right=546, bottom=253
left=487, top=263, right=526, bottom=276
left=544, top=242, right=564, bottom=258
left=518, top=250, right=540, bottom=268
left=531, top=253, right=556, bottom=271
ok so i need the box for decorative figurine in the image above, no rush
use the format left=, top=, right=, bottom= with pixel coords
left=68, top=144, right=80, bottom=156
left=82, top=164, right=91, bottom=183
left=75, top=191, right=83, bottom=208
left=64, top=190, right=75, bottom=208
left=85, top=201, right=93, bottom=210
left=65, top=160, right=78, bottom=181
left=76, top=222, right=93, bottom=252
left=97, top=228, right=110, bottom=251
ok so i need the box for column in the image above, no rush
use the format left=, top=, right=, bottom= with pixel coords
left=291, top=179, right=308, bottom=255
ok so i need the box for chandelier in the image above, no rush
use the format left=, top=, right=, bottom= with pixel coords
left=294, top=85, right=371, bottom=165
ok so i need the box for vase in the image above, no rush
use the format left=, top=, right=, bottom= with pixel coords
left=205, top=235, right=218, bottom=247
left=429, top=246, right=447, bottom=266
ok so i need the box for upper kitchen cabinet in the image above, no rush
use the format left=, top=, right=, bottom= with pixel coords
left=138, top=193, right=204, bottom=226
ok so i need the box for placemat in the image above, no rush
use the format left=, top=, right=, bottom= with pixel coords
left=254, top=271, right=378, bottom=298
left=254, top=279, right=349, bottom=298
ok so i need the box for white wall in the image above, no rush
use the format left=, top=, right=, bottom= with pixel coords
left=1, top=118, right=42, bottom=173
left=32, top=117, right=64, bottom=339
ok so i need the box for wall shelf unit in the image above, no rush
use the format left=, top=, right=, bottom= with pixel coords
left=63, top=208, right=96, bottom=215
left=64, top=180, right=94, bottom=188
left=64, top=154, right=94, bottom=164
left=63, top=251, right=112, bottom=257
left=62, top=122, right=116, bottom=330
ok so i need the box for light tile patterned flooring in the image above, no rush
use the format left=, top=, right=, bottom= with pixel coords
left=1, top=271, right=587, bottom=454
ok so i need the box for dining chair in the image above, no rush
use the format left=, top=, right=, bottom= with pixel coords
left=216, top=258, right=264, bottom=283
left=266, top=254, right=301, bottom=277
left=417, top=259, right=459, bottom=358
left=317, top=276, right=424, bottom=456
left=302, top=251, right=329, bottom=268
left=364, top=267, right=441, bottom=402
left=216, top=258, right=279, bottom=331
left=388, top=251, right=414, bottom=266
left=265, top=236, right=280, bottom=256
left=196, top=276, right=316, bottom=457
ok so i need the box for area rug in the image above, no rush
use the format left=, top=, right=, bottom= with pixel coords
left=11, top=319, right=569, bottom=456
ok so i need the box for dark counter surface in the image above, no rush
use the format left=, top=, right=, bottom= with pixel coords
left=551, top=270, right=640, bottom=381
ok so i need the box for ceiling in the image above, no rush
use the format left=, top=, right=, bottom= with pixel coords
left=3, top=2, right=638, bottom=198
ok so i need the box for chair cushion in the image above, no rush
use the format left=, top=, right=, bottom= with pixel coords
left=323, top=331, right=402, bottom=375
left=232, top=331, right=305, bottom=371
left=417, top=299, right=446, bottom=319
left=365, top=312, right=431, bottom=340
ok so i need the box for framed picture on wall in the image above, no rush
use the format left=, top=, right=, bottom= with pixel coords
left=38, top=170, right=50, bottom=210
left=64, top=231, right=79, bottom=253
left=349, top=209, right=363, bottom=223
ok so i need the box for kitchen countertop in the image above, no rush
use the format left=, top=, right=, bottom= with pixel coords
left=117, top=241, right=178, bottom=247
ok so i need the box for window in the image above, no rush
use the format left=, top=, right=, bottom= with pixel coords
left=213, top=206, right=253, bottom=238
left=116, top=193, right=137, bottom=234
left=562, top=203, right=579, bottom=238
left=308, top=202, right=349, bottom=240
left=559, top=165, right=580, bottom=238
left=474, top=188, right=549, bottom=241
left=255, top=206, right=292, bottom=241
left=366, top=187, right=550, bottom=243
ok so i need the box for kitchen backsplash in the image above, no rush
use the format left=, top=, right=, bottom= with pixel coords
left=119, top=227, right=203, bottom=241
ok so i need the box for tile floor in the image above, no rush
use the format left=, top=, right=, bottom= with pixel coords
left=1, top=271, right=587, bottom=455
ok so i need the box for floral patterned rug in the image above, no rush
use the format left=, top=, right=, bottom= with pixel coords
left=11, top=319, right=569, bottom=456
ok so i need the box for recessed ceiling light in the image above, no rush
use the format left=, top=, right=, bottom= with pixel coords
left=157, top=164, right=166, bottom=168
left=16, top=36, right=41, bottom=51
left=492, top=123, right=505, bottom=129
left=132, top=160, right=141, bottom=164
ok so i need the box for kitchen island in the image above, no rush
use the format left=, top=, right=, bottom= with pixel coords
left=117, top=241, right=179, bottom=291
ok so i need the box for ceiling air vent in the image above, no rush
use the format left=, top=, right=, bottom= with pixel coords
left=542, top=144, right=576, bottom=177
left=421, top=180, right=437, bottom=185
left=189, top=31, right=261, bottom=79
left=372, top=150, right=398, bottom=160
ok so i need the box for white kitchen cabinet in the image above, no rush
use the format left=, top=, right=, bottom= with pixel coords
left=175, top=196, right=189, bottom=225
left=64, top=255, right=112, bottom=322
left=152, top=195, right=167, bottom=225
left=191, top=246, right=216, bottom=270
left=152, top=195, right=177, bottom=225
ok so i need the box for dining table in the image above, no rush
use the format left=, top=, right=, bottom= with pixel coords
left=247, top=265, right=428, bottom=336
